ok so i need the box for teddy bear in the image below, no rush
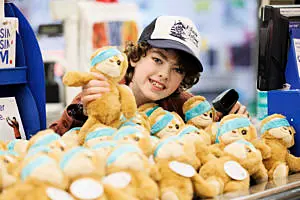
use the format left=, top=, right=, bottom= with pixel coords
left=148, top=109, right=185, bottom=139
left=26, top=129, right=66, bottom=153
left=113, top=126, right=152, bottom=156
left=83, top=126, right=116, bottom=148
left=104, top=143, right=159, bottom=200
left=208, top=114, right=259, bottom=158
left=63, top=46, right=137, bottom=143
left=12, top=154, right=69, bottom=190
left=58, top=146, right=106, bottom=182
left=259, top=114, right=300, bottom=179
left=151, top=135, right=201, bottom=200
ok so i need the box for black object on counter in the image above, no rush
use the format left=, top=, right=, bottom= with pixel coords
left=212, top=89, right=239, bottom=115
left=257, top=6, right=289, bottom=91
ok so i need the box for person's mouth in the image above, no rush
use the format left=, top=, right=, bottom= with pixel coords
left=149, top=79, right=166, bottom=90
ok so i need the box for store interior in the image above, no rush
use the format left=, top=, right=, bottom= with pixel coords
left=1, top=0, right=300, bottom=199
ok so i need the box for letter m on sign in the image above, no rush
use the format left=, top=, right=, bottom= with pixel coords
left=0, top=50, right=8, bottom=64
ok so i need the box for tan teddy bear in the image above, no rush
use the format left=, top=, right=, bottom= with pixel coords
left=138, top=102, right=163, bottom=117
left=151, top=135, right=200, bottom=200
left=61, top=127, right=81, bottom=148
left=58, top=146, right=105, bottom=182
left=260, top=114, right=300, bottom=179
left=63, top=46, right=137, bottom=143
left=104, top=143, right=159, bottom=200
left=148, top=109, right=185, bottom=139
left=119, top=111, right=151, bottom=132
left=13, top=154, right=69, bottom=190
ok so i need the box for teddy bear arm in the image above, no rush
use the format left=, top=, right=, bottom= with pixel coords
left=192, top=174, right=224, bottom=197
left=251, top=139, right=271, bottom=159
left=251, top=163, right=269, bottom=184
left=117, top=85, right=137, bottom=119
left=195, top=143, right=218, bottom=164
left=63, top=71, right=95, bottom=86
left=208, top=144, right=224, bottom=158
left=223, top=178, right=250, bottom=194
left=149, top=165, right=161, bottom=181
left=286, top=153, right=300, bottom=172
left=103, top=184, right=139, bottom=200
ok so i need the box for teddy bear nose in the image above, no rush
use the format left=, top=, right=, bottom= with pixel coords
left=232, top=130, right=237, bottom=134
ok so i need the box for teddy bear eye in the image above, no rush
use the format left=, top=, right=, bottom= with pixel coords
left=241, top=129, right=247, bottom=135
left=246, top=148, right=251, bottom=153
left=175, top=124, right=179, bottom=129
left=209, top=112, right=213, bottom=118
left=117, top=60, right=121, bottom=65
left=134, top=136, right=140, bottom=141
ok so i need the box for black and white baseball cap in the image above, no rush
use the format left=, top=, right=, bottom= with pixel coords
left=138, top=16, right=203, bottom=72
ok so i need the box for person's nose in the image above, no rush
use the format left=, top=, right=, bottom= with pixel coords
left=158, top=67, right=170, bottom=81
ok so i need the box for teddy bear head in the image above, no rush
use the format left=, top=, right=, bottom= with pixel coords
left=177, top=124, right=211, bottom=145
left=260, top=114, right=295, bottom=148
left=105, top=144, right=151, bottom=174
left=27, top=129, right=66, bottom=153
left=59, top=147, right=105, bottom=180
left=90, top=140, right=118, bottom=160
left=148, top=109, right=185, bottom=139
left=6, top=139, right=29, bottom=156
left=17, top=154, right=69, bottom=189
left=138, top=103, right=162, bottom=117
left=113, top=126, right=152, bottom=156
left=182, top=96, right=214, bottom=129
left=223, top=139, right=263, bottom=175
left=83, top=126, right=116, bottom=148
left=90, top=46, right=128, bottom=83
left=215, top=114, right=257, bottom=145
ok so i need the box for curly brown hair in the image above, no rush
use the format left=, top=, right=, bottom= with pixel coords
left=124, top=41, right=200, bottom=96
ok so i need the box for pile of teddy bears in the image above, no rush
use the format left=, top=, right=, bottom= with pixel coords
left=0, top=98, right=299, bottom=200
left=0, top=46, right=299, bottom=200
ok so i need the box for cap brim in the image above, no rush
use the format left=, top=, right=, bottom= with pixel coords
left=147, top=39, right=203, bottom=72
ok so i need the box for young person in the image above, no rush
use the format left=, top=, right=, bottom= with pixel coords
left=50, top=15, right=248, bottom=135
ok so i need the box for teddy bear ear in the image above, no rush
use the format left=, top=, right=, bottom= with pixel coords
left=148, top=108, right=167, bottom=126
left=260, top=113, right=285, bottom=128
left=182, top=96, right=207, bottom=114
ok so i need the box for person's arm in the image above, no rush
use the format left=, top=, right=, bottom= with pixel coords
left=49, top=93, right=87, bottom=135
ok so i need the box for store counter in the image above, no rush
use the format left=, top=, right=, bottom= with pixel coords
left=195, top=173, right=300, bottom=200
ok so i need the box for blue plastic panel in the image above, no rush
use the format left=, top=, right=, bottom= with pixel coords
left=0, top=66, right=27, bottom=85
left=268, top=90, right=300, bottom=157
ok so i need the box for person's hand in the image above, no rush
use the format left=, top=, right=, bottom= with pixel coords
left=81, top=72, right=110, bottom=108
left=214, top=101, right=249, bottom=122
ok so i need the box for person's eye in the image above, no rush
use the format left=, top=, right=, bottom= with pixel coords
left=153, top=57, right=163, bottom=64
left=173, top=68, right=184, bottom=74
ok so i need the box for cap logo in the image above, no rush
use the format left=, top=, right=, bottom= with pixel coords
left=170, top=21, right=199, bottom=48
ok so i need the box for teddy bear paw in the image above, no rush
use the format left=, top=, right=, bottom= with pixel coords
left=161, top=191, right=179, bottom=200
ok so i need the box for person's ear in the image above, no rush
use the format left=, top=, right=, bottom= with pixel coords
left=130, top=59, right=137, bottom=67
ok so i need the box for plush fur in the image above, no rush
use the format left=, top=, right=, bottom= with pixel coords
left=13, top=154, right=69, bottom=190
left=152, top=136, right=200, bottom=200
left=63, top=46, right=137, bottom=144
left=260, top=114, right=300, bottom=179
left=5, top=139, right=29, bottom=156
left=138, top=103, right=163, bottom=117
left=105, top=144, right=159, bottom=200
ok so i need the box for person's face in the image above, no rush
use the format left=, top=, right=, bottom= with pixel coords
left=130, top=48, right=185, bottom=104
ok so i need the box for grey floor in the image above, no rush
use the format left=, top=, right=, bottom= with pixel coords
left=46, top=103, right=65, bottom=127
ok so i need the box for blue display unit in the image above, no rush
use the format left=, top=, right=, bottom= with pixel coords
left=258, top=26, right=300, bottom=157
left=0, top=3, right=46, bottom=139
